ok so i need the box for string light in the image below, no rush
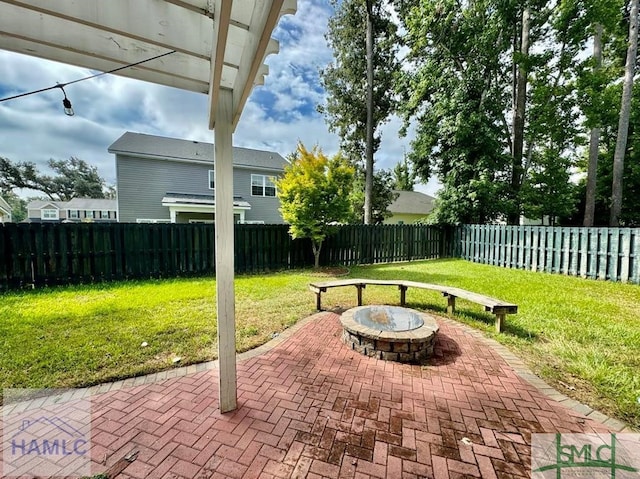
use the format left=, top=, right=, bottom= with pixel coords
left=0, top=50, right=176, bottom=116
left=59, top=85, right=74, bottom=116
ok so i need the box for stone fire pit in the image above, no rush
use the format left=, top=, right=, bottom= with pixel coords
left=341, top=305, right=439, bottom=363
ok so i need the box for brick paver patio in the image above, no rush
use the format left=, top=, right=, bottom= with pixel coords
left=3, top=312, right=626, bottom=478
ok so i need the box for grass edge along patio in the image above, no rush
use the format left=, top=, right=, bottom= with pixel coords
left=1, top=258, right=638, bottom=431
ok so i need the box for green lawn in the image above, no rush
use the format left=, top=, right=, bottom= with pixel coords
left=1, top=258, right=638, bottom=429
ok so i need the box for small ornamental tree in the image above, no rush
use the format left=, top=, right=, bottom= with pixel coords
left=277, top=143, right=354, bottom=268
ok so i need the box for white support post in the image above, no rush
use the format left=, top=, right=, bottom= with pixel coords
left=214, top=88, right=237, bottom=413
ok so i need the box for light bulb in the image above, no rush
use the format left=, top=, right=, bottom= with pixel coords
left=62, top=97, right=74, bottom=116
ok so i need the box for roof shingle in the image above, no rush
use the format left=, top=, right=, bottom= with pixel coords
left=108, top=132, right=287, bottom=171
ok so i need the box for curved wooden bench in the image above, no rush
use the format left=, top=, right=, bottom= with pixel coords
left=308, top=278, right=517, bottom=333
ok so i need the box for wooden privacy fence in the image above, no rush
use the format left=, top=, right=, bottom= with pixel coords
left=321, top=224, right=447, bottom=266
left=456, top=224, right=640, bottom=284
left=0, top=223, right=448, bottom=291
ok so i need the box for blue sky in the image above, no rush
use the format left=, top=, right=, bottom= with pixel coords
left=0, top=0, right=439, bottom=196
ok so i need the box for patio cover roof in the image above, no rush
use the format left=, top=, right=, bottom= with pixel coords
left=0, top=0, right=295, bottom=128
left=0, top=0, right=296, bottom=412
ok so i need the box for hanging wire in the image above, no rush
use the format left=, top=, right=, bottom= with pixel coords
left=0, top=50, right=177, bottom=103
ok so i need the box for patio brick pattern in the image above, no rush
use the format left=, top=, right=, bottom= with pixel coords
left=3, top=312, right=625, bottom=478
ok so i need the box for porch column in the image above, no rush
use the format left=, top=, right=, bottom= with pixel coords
left=214, top=88, right=237, bottom=412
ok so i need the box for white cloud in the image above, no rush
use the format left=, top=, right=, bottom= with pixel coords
left=0, top=0, right=440, bottom=196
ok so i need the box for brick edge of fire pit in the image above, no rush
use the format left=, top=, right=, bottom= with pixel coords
left=340, top=306, right=439, bottom=363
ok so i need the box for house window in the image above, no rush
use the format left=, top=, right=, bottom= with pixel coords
left=68, top=210, right=79, bottom=219
left=209, top=170, right=215, bottom=190
left=251, top=174, right=276, bottom=197
left=85, top=211, right=94, bottom=219
left=100, top=211, right=110, bottom=219
left=41, top=209, right=59, bottom=220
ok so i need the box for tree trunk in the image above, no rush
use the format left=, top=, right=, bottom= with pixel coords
left=611, top=0, right=639, bottom=226
left=584, top=24, right=603, bottom=227
left=312, top=240, right=322, bottom=269
left=509, top=7, right=530, bottom=225
left=363, top=0, right=375, bottom=225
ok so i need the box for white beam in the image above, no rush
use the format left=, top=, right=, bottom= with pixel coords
left=208, top=0, right=232, bottom=129
left=0, top=3, right=210, bottom=84
left=231, top=0, right=284, bottom=127
left=214, top=88, right=237, bottom=413
left=0, top=0, right=213, bottom=58
left=0, top=35, right=208, bottom=93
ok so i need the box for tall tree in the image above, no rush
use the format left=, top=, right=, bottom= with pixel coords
left=509, top=6, right=531, bottom=224
left=276, top=143, right=354, bottom=268
left=570, top=89, right=640, bottom=227
left=611, top=0, right=639, bottom=226
left=555, top=0, right=621, bottom=225
left=319, top=0, right=399, bottom=224
left=364, top=0, right=375, bottom=225
left=583, top=24, right=603, bottom=226
left=0, top=157, right=108, bottom=201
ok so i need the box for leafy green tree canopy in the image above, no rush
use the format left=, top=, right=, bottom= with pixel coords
left=0, top=156, right=108, bottom=201
left=276, top=143, right=355, bottom=268
left=392, top=156, right=415, bottom=191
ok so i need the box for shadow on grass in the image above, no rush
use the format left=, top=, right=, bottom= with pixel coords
left=408, top=301, right=539, bottom=342
left=456, top=309, right=539, bottom=341
left=349, top=263, right=462, bottom=285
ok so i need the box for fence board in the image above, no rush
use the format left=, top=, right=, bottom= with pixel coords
left=598, top=229, right=608, bottom=280
left=609, top=228, right=620, bottom=281
left=620, top=229, right=631, bottom=282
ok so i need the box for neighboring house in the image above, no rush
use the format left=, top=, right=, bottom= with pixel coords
left=0, top=196, right=12, bottom=223
left=109, top=132, right=287, bottom=224
left=26, top=198, right=117, bottom=222
left=384, top=190, right=436, bottom=224
left=520, top=215, right=553, bottom=226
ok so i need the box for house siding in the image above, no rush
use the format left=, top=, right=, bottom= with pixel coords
left=27, top=207, right=67, bottom=221
left=384, top=213, right=429, bottom=225
left=116, top=155, right=284, bottom=224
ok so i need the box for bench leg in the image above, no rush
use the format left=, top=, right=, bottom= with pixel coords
left=447, top=295, right=456, bottom=315
left=316, top=292, right=322, bottom=311
left=356, top=285, right=363, bottom=306
left=495, top=313, right=505, bottom=333
left=399, top=286, right=407, bottom=306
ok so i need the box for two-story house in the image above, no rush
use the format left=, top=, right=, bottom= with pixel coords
left=26, top=198, right=117, bottom=222
left=109, top=132, right=286, bottom=224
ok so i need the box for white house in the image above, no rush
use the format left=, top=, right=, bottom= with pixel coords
left=26, top=198, right=117, bottom=222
